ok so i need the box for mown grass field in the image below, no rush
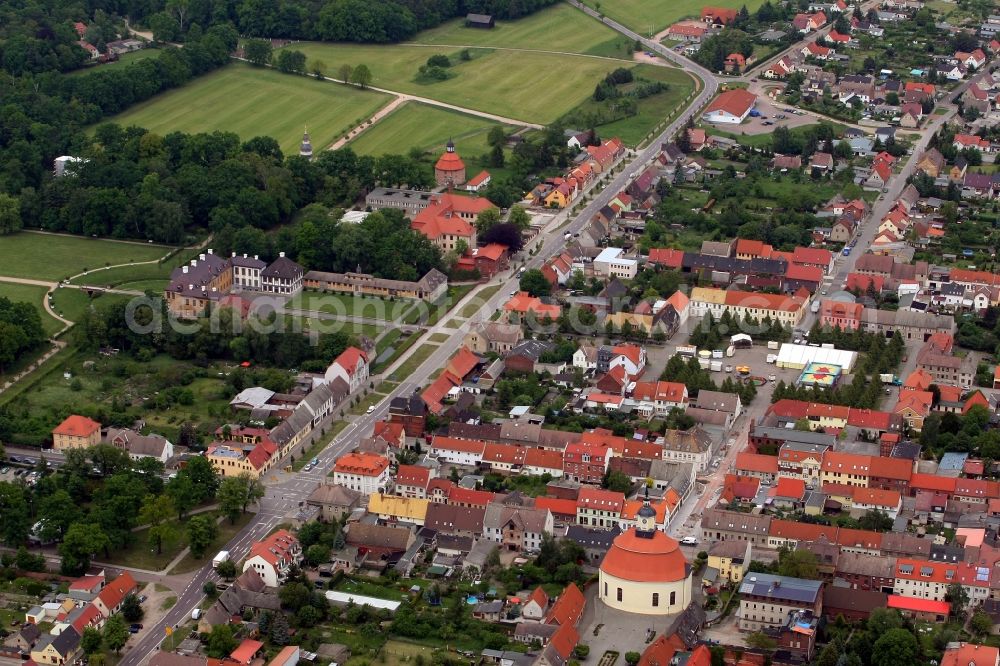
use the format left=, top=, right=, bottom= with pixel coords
left=0, top=232, right=168, bottom=281
left=579, top=0, right=766, bottom=34
left=349, top=102, right=509, bottom=157
left=104, top=62, right=392, bottom=154
left=285, top=43, right=615, bottom=124
left=290, top=291, right=414, bottom=321
left=410, top=3, right=625, bottom=55
left=562, top=63, right=695, bottom=145
left=0, top=283, right=61, bottom=336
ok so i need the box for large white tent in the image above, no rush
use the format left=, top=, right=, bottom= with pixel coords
left=775, top=343, right=858, bottom=371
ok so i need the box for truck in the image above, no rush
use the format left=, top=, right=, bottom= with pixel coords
left=811, top=300, right=821, bottom=314
left=767, top=340, right=779, bottom=350
left=698, top=357, right=711, bottom=369
left=726, top=345, right=735, bottom=357
left=766, top=354, right=777, bottom=363
left=712, top=349, right=724, bottom=359
left=213, top=550, right=230, bottom=568
left=676, top=345, right=697, bottom=357
left=879, top=374, right=903, bottom=386
left=710, top=361, right=723, bottom=372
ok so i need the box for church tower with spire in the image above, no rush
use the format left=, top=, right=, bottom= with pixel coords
left=299, top=127, right=313, bottom=161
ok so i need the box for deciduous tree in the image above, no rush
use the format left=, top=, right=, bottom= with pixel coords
left=187, top=514, right=218, bottom=557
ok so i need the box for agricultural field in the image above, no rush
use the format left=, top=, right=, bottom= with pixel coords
left=561, top=63, right=696, bottom=146
left=410, top=3, right=626, bottom=56
left=578, top=0, right=766, bottom=34
left=349, top=102, right=510, bottom=157
left=284, top=43, right=616, bottom=124
left=0, top=232, right=169, bottom=281
left=103, top=62, right=392, bottom=155
left=0, top=283, right=61, bottom=336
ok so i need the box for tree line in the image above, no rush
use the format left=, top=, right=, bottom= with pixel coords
left=0, top=297, right=47, bottom=372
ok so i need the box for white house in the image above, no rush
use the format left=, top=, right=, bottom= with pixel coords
left=104, top=428, right=174, bottom=463
left=332, top=452, right=391, bottom=495
left=593, top=247, right=638, bottom=280
left=324, top=346, right=370, bottom=393
left=242, top=530, right=301, bottom=587
left=231, top=254, right=267, bottom=291
left=608, top=344, right=646, bottom=376
left=428, top=436, right=485, bottom=466
left=702, top=89, right=757, bottom=125
left=573, top=344, right=598, bottom=371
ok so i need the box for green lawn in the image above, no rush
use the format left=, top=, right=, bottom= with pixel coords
left=409, top=3, right=624, bottom=55
left=562, top=63, right=696, bottom=146
left=291, top=291, right=415, bottom=321
left=0, top=232, right=169, bottom=281
left=103, top=62, right=392, bottom=155
left=50, top=288, right=129, bottom=326
left=350, top=102, right=511, bottom=158
left=579, top=0, right=766, bottom=33
left=0, top=283, right=62, bottom=336
left=428, top=332, right=451, bottom=343
left=373, top=330, right=423, bottom=374
left=68, top=49, right=160, bottom=76
left=388, top=343, right=439, bottom=382
left=284, top=44, right=615, bottom=124
left=171, top=511, right=256, bottom=574
left=69, top=247, right=195, bottom=287
left=459, top=284, right=502, bottom=317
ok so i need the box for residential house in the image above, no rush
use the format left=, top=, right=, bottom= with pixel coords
left=52, top=415, right=101, bottom=451
left=243, top=530, right=301, bottom=587
left=483, top=502, right=554, bottom=552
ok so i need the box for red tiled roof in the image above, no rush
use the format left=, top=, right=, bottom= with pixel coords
left=230, top=639, right=264, bottom=665
left=466, top=170, right=491, bottom=187
left=546, top=583, right=585, bottom=627
left=395, top=464, right=430, bottom=489
left=247, top=529, right=298, bottom=567
left=771, top=477, right=806, bottom=500
left=941, top=644, right=1000, bottom=666
left=334, top=346, right=368, bottom=375
left=334, top=451, right=389, bottom=476
left=524, top=448, right=564, bottom=470
left=535, top=496, right=579, bottom=518
left=577, top=487, right=625, bottom=511
left=53, top=414, right=101, bottom=437
left=95, top=571, right=137, bottom=613
left=705, top=89, right=757, bottom=118
left=648, top=248, right=685, bottom=268
left=887, top=595, right=949, bottom=615
left=735, top=452, right=778, bottom=475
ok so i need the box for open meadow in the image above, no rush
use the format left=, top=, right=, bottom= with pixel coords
left=284, top=44, right=616, bottom=124
left=103, top=62, right=392, bottom=154
left=409, top=4, right=628, bottom=56
left=561, top=63, right=695, bottom=145
left=579, top=0, right=766, bottom=34
left=0, top=232, right=169, bottom=281
left=349, top=102, right=509, bottom=157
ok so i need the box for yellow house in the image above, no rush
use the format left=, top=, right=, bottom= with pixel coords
left=543, top=186, right=572, bottom=209
left=31, top=626, right=81, bottom=666
left=368, top=493, right=429, bottom=526
left=605, top=311, right=655, bottom=335
left=52, top=415, right=101, bottom=451
left=206, top=442, right=275, bottom=479
left=706, top=540, right=752, bottom=585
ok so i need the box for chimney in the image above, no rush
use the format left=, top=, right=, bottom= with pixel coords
left=243, top=254, right=248, bottom=259
left=201, top=286, right=206, bottom=292
left=182, top=266, right=188, bottom=274
left=199, top=253, right=206, bottom=261
left=231, top=252, right=236, bottom=258
left=188, top=284, right=194, bottom=290
left=279, top=251, right=286, bottom=258
left=212, top=287, right=217, bottom=293
left=190, top=259, right=197, bottom=267
left=208, top=248, right=213, bottom=255
left=254, top=255, right=259, bottom=261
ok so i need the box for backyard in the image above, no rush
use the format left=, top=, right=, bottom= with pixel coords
left=103, top=62, right=392, bottom=155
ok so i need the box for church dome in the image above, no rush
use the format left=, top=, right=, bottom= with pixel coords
left=600, top=529, right=689, bottom=583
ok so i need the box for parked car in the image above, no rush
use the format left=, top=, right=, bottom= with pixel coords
left=681, top=536, right=699, bottom=545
